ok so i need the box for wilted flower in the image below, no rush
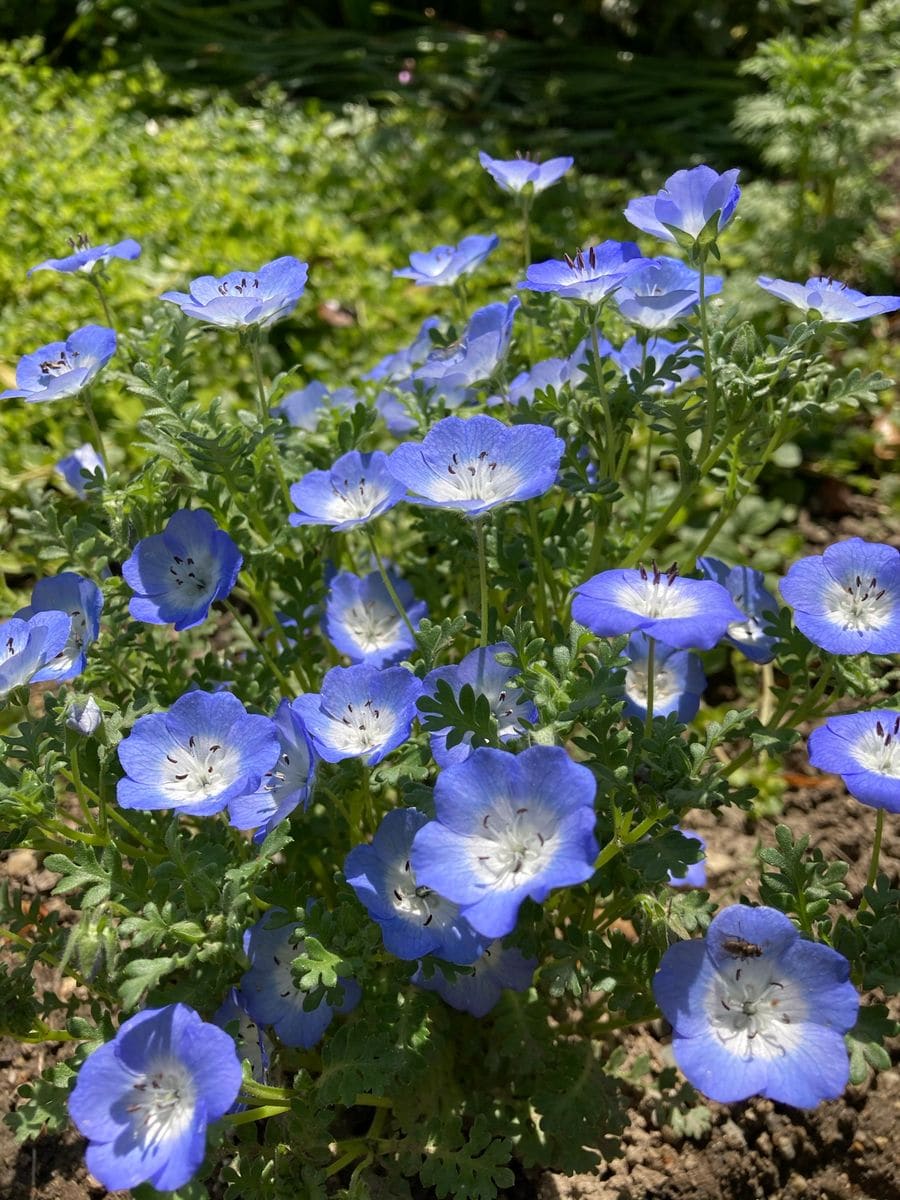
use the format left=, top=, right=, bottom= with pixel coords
left=394, top=235, right=498, bottom=287
left=288, top=450, right=406, bottom=531
left=624, top=165, right=741, bottom=246
left=0, top=325, right=116, bottom=403
left=293, top=663, right=423, bottom=765
left=16, top=572, right=103, bottom=682
left=697, top=556, right=779, bottom=663
left=412, top=939, right=536, bottom=1016
left=808, top=710, right=900, bottom=812
left=56, top=443, right=105, bottom=495
left=28, top=235, right=141, bottom=276
left=518, top=241, right=644, bottom=306
left=0, top=611, right=72, bottom=698
left=478, top=150, right=573, bottom=195
left=160, top=256, right=308, bottom=328
left=757, top=275, right=900, bottom=322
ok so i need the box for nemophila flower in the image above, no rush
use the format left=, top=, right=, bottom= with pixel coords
left=0, top=611, right=71, bottom=699
left=324, top=568, right=426, bottom=668
left=394, top=234, right=499, bottom=287
left=621, top=633, right=706, bottom=723
left=160, top=256, right=308, bottom=328
left=364, top=316, right=441, bottom=382
left=573, top=563, right=744, bottom=651
left=668, top=828, right=707, bottom=889
left=388, top=414, right=564, bottom=517
left=28, top=235, right=141, bottom=276
left=478, top=150, right=573, bottom=195
left=415, top=298, right=520, bottom=391
left=412, top=939, right=536, bottom=1016
left=16, top=573, right=103, bottom=682
left=213, top=988, right=271, bottom=1109
left=422, top=642, right=537, bottom=767
left=68, top=1003, right=242, bottom=1192
left=116, top=689, right=280, bottom=816
left=289, top=449, right=406, bottom=531
left=376, top=388, right=420, bottom=436
left=66, top=695, right=103, bottom=736
left=808, top=710, right=900, bottom=812
left=293, top=663, right=422, bottom=765
left=0, top=325, right=116, bottom=403
left=653, top=904, right=858, bottom=1107
left=411, top=745, right=598, bottom=938
left=57, top=443, right=105, bottom=496
left=122, top=509, right=242, bottom=632
left=240, top=910, right=361, bottom=1047
left=625, top=165, right=741, bottom=245
left=615, top=256, right=722, bottom=331
left=273, top=382, right=357, bottom=431
left=757, top=275, right=900, bottom=323
left=345, top=808, right=486, bottom=963
left=518, top=241, right=644, bottom=306
left=780, top=537, right=900, bottom=654
left=606, top=335, right=701, bottom=393
left=227, top=699, right=317, bottom=841
left=697, top=556, right=779, bottom=663
left=490, top=352, right=587, bottom=407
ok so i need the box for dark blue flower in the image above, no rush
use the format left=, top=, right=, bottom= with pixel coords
left=28, top=236, right=141, bottom=277
left=213, top=988, right=272, bottom=1110
left=411, top=746, right=598, bottom=938
left=412, top=939, right=536, bottom=1016
left=227, top=699, right=318, bottom=840
left=273, top=382, right=357, bottom=431
left=388, top=414, right=564, bottom=517
left=697, top=556, right=779, bottom=663
left=122, top=509, right=242, bottom=632
left=624, top=166, right=741, bottom=245
left=415, top=298, right=520, bottom=391
left=667, top=828, right=707, bottom=888
left=808, top=710, right=900, bottom=812
left=394, top=235, right=498, bottom=287
left=56, top=443, right=105, bottom=496
left=615, top=256, right=722, bottom=330
left=422, top=642, right=537, bottom=767
left=324, top=568, right=426, bottom=668
left=293, top=663, right=423, bottom=765
left=757, top=276, right=900, bottom=322
left=0, top=611, right=72, bottom=698
left=478, top=150, right=573, bottom=195
left=653, top=904, right=858, bottom=1106
left=160, top=256, right=308, bottom=328
left=518, top=241, right=644, bottom=305
left=116, top=690, right=280, bottom=817
left=345, top=808, right=486, bottom=963
left=240, top=909, right=361, bottom=1048
left=573, top=563, right=744, bottom=651
left=289, top=450, right=406, bottom=531
left=364, top=317, right=441, bottom=382
left=0, top=325, right=116, bottom=403
left=620, top=633, right=705, bottom=723
left=16, top=572, right=103, bottom=682
left=780, top=538, right=900, bottom=655
left=68, top=1003, right=242, bottom=1192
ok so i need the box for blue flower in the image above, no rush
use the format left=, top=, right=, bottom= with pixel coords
left=605, top=335, right=701, bottom=392
left=422, top=642, right=537, bottom=767
left=66, top=695, right=103, bottom=736
left=213, top=988, right=272, bottom=1110
left=288, top=450, right=406, bottom=531
left=345, top=808, right=486, bottom=963
left=572, top=563, right=745, bottom=651
left=491, top=353, right=586, bottom=407
left=518, top=241, right=644, bottom=306
left=697, top=556, right=779, bottom=663
left=653, top=904, right=858, bottom=1107
left=160, top=256, right=308, bottom=328
left=614, top=256, right=722, bottom=330
left=780, top=538, right=900, bottom=655
left=376, top=388, right=421, bottom=436
left=227, top=699, right=318, bottom=840
left=293, top=663, right=423, bottom=765
left=667, top=828, right=707, bottom=889
left=56, top=443, right=105, bottom=496
left=757, top=276, right=900, bottom=322
left=411, top=746, right=598, bottom=938
left=324, top=568, right=426, bottom=668
left=394, top=235, right=499, bottom=287
left=388, top=414, right=564, bottom=517
left=478, top=150, right=573, bottom=195
left=364, top=317, right=441, bottom=382
left=28, top=235, right=141, bottom=277
left=620, top=633, right=705, bottom=723
left=122, top=509, right=242, bottom=632
left=240, top=910, right=361, bottom=1048
left=68, top=1003, right=242, bottom=1192
left=0, top=611, right=72, bottom=698
left=116, top=690, right=280, bottom=817
left=15, top=572, right=103, bottom=682
left=412, top=939, right=536, bottom=1017
left=415, top=298, right=520, bottom=391
left=808, top=710, right=900, bottom=813
left=273, top=382, right=357, bottom=431
left=0, top=325, right=116, bottom=403
left=624, top=165, right=741, bottom=245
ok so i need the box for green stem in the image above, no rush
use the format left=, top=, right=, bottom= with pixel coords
left=88, top=275, right=115, bottom=328
left=226, top=601, right=294, bottom=694
left=644, top=636, right=656, bottom=735
left=226, top=1104, right=290, bottom=1126
left=81, top=388, right=109, bottom=469
left=858, top=808, right=885, bottom=914
left=250, top=336, right=293, bottom=511
left=638, top=427, right=653, bottom=528
left=365, top=528, right=415, bottom=637
left=590, top=317, right=616, bottom=478
left=67, top=738, right=99, bottom=836
left=475, top=518, right=490, bottom=648
left=527, top=503, right=550, bottom=636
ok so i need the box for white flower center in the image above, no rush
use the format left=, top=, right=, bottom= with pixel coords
left=852, top=717, right=900, bottom=776
left=706, top=957, right=806, bottom=1061
left=472, top=805, right=552, bottom=889
left=167, top=550, right=216, bottom=601
left=326, top=697, right=395, bottom=754
left=162, top=734, right=241, bottom=803
left=430, top=448, right=521, bottom=503
left=325, top=474, right=388, bottom=521
left=615, top=564, right=698, bottom=620
left=625, top=661, right=678, bottom=709
left=1, top=630, right=26, bottom=666
left=825, top=572, right=893, bottom=633
left=125, top=1056, right=196, bottom=1148
left=344, top=599, right=402, bottom=653
left=263, top=743, right=312, bottom=802
left=38, top=349, right=79, bottom=378
left=387, top=856, right=461, bottom=931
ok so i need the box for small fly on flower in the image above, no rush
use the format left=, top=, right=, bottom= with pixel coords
left=721, top=936, right=763, bottom=959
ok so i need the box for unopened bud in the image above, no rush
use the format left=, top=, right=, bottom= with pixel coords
left=66, top=696, right=102, bottom=736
